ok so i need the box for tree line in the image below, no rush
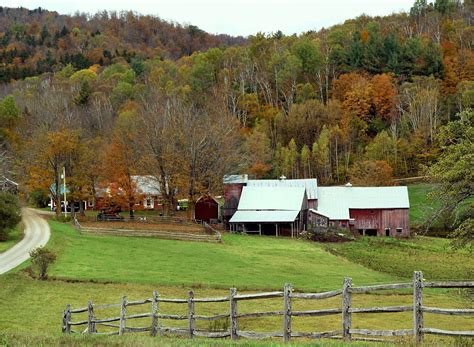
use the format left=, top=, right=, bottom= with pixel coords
left=0, top=1, right=472, bottom=241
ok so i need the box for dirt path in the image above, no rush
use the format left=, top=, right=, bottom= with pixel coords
left=0, top=208, right=50, bottom=274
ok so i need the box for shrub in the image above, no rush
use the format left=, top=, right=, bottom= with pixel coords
left=0, top=192, right=21, bottom=241
left=29, top=247, right=57, bottom=280
left=29, top=189, right=49, bottom=208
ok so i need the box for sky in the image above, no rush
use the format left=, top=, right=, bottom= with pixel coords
left=3, top=0, right=415, bottom=36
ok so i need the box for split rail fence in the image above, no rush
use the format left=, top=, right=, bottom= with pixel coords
left=62, top=271, right=474, bottom=343
left=73, top=217, right=222, bottom=243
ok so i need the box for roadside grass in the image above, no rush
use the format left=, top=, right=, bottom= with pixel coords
left=45, top=221, right=398, bottom=291
left=324, top=236, right=474, bottom=280
left=407, top=183, right=440, bottom=226
left=0, top=225, right=23, bottom=253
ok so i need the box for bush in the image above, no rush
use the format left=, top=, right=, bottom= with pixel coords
left=29, top=247, right=57, bottom=280
left=29, top=189, right=49, bottom=208
left=0, top=192, right=21, bottom=241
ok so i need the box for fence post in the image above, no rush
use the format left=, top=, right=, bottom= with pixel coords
left=87, top=300, right=96, bottom=333
left=119, top=296, right=127, bottom=335
left=229, top=288, right=238, bottom=340
left=283, top=283, right=292, bottom=342
left=413, top=271, right=424, bottom=344
left=188, top=290, right=195, bottom=339
left=151, top=291, right=159, bottom=337
left=342, top=277, right=352, bottom=342
left=62, top=304, right=71, bottom=333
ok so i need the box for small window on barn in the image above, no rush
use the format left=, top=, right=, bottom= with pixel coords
left=396, top=228, right=402, bottom=235
left=385, top=228, right=390, bottom=237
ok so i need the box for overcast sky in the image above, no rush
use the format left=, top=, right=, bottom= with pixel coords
left=4, top=0, right=415, bottom=36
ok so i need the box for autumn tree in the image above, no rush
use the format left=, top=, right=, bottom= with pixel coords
left=349, top=160, right=394, bottom=186
left=27, top=129, right=81, bottom=216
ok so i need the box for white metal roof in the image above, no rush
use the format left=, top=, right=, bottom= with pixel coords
left=230, top=210, right=300, bottom=223
left=223, top=174, right=248, bottom=184
left=247, top=178, right=318, bottom=200
left=316, top=186, right=410, bottom=220
left=131, top=175, right=161, bottom=196
left=237, top=186, right=306, bottom=211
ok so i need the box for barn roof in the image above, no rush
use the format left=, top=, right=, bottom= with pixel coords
left=316, top=186, right=410, bottom=220
left=247, top=178, right=318, bottom=200
left=237, top=186, right=306, bottom=211
left=230, top=210, right=300, bottom=223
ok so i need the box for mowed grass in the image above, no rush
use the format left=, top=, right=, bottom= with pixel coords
left=325, top=236, right=474, bottom=280
left=407, top=183, right=440, bottom=226
left=0, top=225, right=23, bottom=253
left=45, top=221, right=397, bottom=291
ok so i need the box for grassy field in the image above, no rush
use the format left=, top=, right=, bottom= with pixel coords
left=325, top=236, right=474, bottom=280
left=45, top=221, right=397, bottom=291
left=0, top=225, right=23, bottom=253
left=1, top=211, right=472, bottom=345
left=0, top=272, right=472, bottom=346
left=407, top=183, right=440, bottom=226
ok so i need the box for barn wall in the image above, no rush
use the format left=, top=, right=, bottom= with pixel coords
left=349, top=208, right=410, bottom=236
left=223, top=183, right=245, bottom=220
left=381, top=209, right=410, bottom=236
left=350, top=209, right=382, bottom=231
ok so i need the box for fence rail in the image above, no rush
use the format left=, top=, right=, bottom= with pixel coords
left=73, top=217, right=221, bottom=243
left=62, top=271, right=474, bottom=343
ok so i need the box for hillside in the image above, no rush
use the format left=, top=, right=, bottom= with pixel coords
left=0, top=1, right=472, bottom=238
left=0, top=7, right=246, bottom=81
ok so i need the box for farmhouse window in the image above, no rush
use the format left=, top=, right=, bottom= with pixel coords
left=145, top=198, right=153, bottom=207
left=88, top=200, right=93, bottom=207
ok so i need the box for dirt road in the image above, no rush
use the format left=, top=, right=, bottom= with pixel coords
left=0, top=208, right=51, bottom=274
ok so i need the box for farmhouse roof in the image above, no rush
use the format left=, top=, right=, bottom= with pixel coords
left=230, top=210, right=300, bottom=223
left=131, top=175, right=161, bottom=196
left=236, top=186, right=306, bottom=211
left=247, top=178, right=318, bottom=200
left=316, top=186, right=410, bottom=220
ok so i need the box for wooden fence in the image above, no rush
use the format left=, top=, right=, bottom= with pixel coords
left=73, top=217, right=222, bottom=243
left=62, top=271, right=474, bottom=343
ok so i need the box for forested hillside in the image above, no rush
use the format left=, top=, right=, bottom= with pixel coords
left=0, top=7, right=245, bottom=81
left=0, top=1, right=472, bottom=221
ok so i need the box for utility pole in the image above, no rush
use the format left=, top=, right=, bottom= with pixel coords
left=62, top=166, right=67, bottom=217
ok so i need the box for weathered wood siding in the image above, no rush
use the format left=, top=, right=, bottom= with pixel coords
left=349, top=209, right=409, bottom=236
left=223, top=183, right=245, bottom=220
left=381, top=209, right=410, bottom=237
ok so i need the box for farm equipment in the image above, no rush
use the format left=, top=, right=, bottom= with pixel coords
left=96, top=207, right=124, bottom=221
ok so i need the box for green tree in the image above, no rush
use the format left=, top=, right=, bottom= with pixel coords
left=428, top=110, right=473, bottom=249
left=0, top=192, right=21, bottom=241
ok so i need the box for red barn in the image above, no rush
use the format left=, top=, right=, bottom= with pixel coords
left=314, top=185, right=410, bottom=237
left=195, top=195, right=222, bottom=223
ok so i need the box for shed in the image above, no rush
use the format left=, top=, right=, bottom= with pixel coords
left=229, top=186, right=308, bottom=237
left=195, top=195, right=222, bottom=223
